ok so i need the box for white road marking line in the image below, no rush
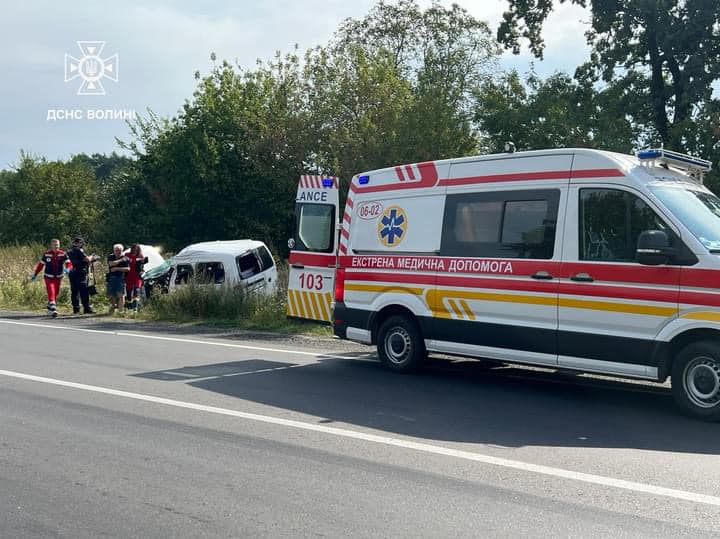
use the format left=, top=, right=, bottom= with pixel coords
left=223, top=364, right=306, bottom=377
left=0, top=319, right=371, bottom=361
left=0, top=368, right=718, bottom=508
left=161, top=371, right=197, bottom=378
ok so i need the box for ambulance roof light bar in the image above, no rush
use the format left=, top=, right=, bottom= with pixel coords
left=637, top=147, right=712, bottom=184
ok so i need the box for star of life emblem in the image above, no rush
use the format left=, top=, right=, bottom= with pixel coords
left=378, top=206, right=407, bottom=247
left=64, top=41, right=119, bottom=95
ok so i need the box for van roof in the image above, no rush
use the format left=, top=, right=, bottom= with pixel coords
left=355, top=148, right=638, bottom=178
left=174, top=239, right=265, bottom=260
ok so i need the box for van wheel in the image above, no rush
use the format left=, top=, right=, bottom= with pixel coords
left=377, top=315, right=426, bottom=372
left=671, top=341, right=720, bottom=421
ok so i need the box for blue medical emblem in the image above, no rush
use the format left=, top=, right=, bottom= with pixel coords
left=378, top=206, right=407, bottom=247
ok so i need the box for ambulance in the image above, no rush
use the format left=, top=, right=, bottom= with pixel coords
left=287, top=148, right=720, bottom=420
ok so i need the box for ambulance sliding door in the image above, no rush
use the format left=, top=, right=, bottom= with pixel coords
left=286, top=175, right=339, bottom=323
left=433, top=155, right=570, bottom=365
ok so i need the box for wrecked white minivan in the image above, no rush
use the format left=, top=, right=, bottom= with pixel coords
left=168, top=240, right=278, bottom=295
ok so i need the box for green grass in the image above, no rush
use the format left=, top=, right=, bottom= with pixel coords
left=0, top=243, right=331, bottom=336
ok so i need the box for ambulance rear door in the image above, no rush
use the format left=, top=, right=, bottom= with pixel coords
left=286, top=175, right=340, bottom=323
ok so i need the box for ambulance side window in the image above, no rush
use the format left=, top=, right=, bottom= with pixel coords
left=294, top=203, right=335, bottom=253
left=441, top=189, right=559, bottom=259
left=579, top=189, right=668, bottom=262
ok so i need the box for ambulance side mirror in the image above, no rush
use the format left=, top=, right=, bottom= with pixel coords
left=636, top=230, right=675, bottom=265
left=287, top=238, right=295, bottom=250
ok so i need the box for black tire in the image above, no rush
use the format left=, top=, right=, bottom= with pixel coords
left=376, top=315, right=426, bottom=372
left=671, top=340, right=720, bottom=421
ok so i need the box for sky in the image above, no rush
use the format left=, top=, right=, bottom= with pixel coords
left=0, top=0, right=591, bottom=169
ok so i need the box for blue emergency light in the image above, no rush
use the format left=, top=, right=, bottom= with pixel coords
left=322, top=178, right=334, bottom=187
left=358, top=175, right=370, bottom=185
left=637, top=149, right=662, bottom=160
left=637, top=147, right=712, bottom=173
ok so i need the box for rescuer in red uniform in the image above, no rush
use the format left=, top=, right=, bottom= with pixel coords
left=125, top=244, right=147, bottom=313
left=32, top=238, right=72, bottom=317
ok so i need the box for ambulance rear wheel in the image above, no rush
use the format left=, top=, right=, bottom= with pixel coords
left=671, top=341, right=720, bottom=421
left=377, top=315, right=426, bottom=372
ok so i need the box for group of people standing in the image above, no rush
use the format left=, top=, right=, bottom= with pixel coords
left=32, top=237, right=147, bottom=317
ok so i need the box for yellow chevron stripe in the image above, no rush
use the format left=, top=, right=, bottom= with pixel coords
left=325, top=292, right=333, bottom=321
left=447, top=299, right=464, bottom=319
left=293, top=290, right=307, bottom=318
left=459, top=300, right=475, bottom=320
left=286, top=288, right=298, bottom=316
left=315, top=292, right=330, bottom=321
left=309, top=291, right=324, bottom=321
left=301, top=291, right=315, bottom=318
left=427, top=289, right=556, bottom=318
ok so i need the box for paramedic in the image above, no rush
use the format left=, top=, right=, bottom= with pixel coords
left=31, top=238, right=71, bottom=316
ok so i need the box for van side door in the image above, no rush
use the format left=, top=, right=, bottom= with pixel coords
left=431, top=152, right=575, bottom=364
left=558, top=184, right=681, bottom=378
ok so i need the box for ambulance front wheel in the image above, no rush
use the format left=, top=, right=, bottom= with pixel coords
left=377, top=315, right=427, bottom=372
left=672, top=340, right=720, bottom=421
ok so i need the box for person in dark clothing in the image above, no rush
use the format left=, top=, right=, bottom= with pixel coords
left=66, top=236, right=100, bottom=314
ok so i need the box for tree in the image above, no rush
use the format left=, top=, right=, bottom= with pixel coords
left=117, top=55, right=311, bottom=252
left=116, top=1, right=501, bottom=254
left=0, top=154, right=100, bottom=244
left=475, top=70, right=638, bottom=153
left=323, top=0, right=499, bottom=169
left=497, top=0, right=720, bottom=151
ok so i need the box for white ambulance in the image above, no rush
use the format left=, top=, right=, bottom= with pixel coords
left=288, top=149, right=720, bottom=420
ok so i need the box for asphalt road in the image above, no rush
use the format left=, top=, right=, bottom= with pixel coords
left=1, top=312, right=719, bottom=538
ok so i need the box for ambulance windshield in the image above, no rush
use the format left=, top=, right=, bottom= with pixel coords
left=295, top=203, right=335, bottom=253
left=650, top=185, right=720, bottom=251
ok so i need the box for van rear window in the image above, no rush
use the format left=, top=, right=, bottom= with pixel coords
left=441, top=190, right=559, bottom=259
left=295, top=204, right=335, bottom=253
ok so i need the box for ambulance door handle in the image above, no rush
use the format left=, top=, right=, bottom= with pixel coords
left=570, top=273, right=594, bottom=282
left=531, top=271, right=553, bottom=280
left=291, top=264, right=305, bottom=269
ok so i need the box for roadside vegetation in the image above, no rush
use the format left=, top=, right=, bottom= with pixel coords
left=0, top=244, right=330, bottom=335
left=1, top=0, right=718, bottom=332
